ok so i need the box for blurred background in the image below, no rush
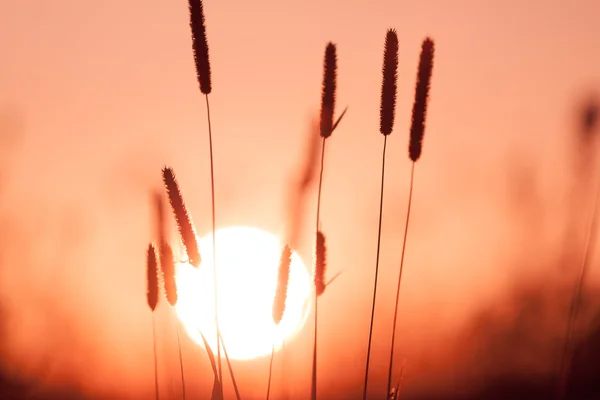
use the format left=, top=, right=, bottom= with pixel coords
left=1, top=0, right=600, bottom=399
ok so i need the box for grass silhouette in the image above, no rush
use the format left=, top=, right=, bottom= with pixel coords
left=558, top=98, right=599, bottom=399
left=145, top=243, right=159, bottom=400
left=5, top=3, right=600, bottom=399
left=187, top=0, right=223, bottom=393
left=386, top=37, right=435, bottom=398
left=363, top=28, right=398, bottom=400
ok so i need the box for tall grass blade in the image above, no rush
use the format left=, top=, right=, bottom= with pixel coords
left=387, top=37, right=435, bottom=397
left=331, top=106, right=348, bottom=133
left=266, top=345, right=275, bottom=400
left=151, top=313, right=159, bottom=400
left=173, top=313, right=187, bottom=400
left=200, top=330, right=223, bottom=400
left=219, top=331, right=241, bottom=400
left=364, top=28, right=398, bottom=400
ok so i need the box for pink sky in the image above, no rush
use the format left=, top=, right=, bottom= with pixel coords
left=1, top=0, right=600, bottom=399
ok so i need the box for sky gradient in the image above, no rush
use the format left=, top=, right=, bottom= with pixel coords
left=1, top=0, right=600, bottom=399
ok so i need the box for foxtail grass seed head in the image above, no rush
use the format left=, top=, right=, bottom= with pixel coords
left=314, top=231, right=327, bottom=296
left=188, top=0, right=212, bottom=94
left=320, top=42, right=337, bottom=139
left=409, top=37, right=435, bottom=162
left=162, top=166, right=201, bottom=267
left=273, top=244, right=292, bottom=325
left=146, top=243, right=159, bottom=311
left=160, top=243, right=178, bottom=306
left=380, top=29, right=399, bottom=136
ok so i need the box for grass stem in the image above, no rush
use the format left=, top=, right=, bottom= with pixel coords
left=363, top=134, right=388, bottom=400
left=205, top=93, right=223, bottom=395
left=266, top=344, right=275, bottom=400
left=558, top=165, right=600, bottom=399
left=152, top=313, right=159, bottom=400
left=172, top=312, right=186, bottom=400
left=386, top=162, right=415, bottom=396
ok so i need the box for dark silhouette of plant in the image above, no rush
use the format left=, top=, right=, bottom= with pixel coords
left=311, top=41, right=347, bottom=400
left=386, top=37, right=435, bottom=397
left=146, top=243, right=159, bottom=400
left=200, top=330, right=223, bottom=400
left=162, top=167, right=200, bottom=268
left=187, top=0, right=222, bottom=389
left=152, top=189, right=187, bottom=400
left=219, top=331, right=241, bottom=400
left=363, top=28, right=398, bottom=400
left=558, top=97, right=599, bottom=400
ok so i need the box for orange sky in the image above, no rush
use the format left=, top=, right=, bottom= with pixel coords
left=1, top=0, right=600, bottom=399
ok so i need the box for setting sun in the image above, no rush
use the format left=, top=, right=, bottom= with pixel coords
left=174, top=226, right=312, bottom=360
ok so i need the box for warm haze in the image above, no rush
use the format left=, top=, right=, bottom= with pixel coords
left=1, top=0, right=600, bottom=399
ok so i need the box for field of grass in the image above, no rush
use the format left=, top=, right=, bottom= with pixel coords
left=1, top=1, right=600, bottom=400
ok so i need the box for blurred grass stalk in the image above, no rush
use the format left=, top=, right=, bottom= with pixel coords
left=558, top=98, right=598, bottom=399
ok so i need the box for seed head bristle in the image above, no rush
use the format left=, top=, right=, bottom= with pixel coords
left=160, top=242, right=178, bottom=306
left=409, top=37, right=435, bottom=162
left=320, top=42, right=337, bottom=139
left=188, top=0, right=212, bottom=94
left=162, top=166, right=201, bottom=267
left=314, top=230, right=327, bottom=296
left=380, top=29, right=399, bottom=136
left=146, top=243, right=159, bottom=311
left=273, top=244, right=292, bottom=325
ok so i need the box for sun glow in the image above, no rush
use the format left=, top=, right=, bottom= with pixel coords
left=174, top=226, right=312, bottom=360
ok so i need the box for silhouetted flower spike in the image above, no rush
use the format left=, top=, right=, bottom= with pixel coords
left=162, top=166, right=201, bottom=267
left=273, top=244, right=292, bottom=325
left=314, top=231, right=327, bottom=296
left=409, top=37, right=435, bottom=162
left=320, top=43, right=337, bottom=139
left=188, top=0, right=212, bottom=94
left=161, top=243, right=178, bottom=306
left=380, top=29, right=399, bottom=136
left=146, top=244, right=159, bottom=311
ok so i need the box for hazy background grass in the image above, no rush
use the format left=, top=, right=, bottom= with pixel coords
left=2, top=0, right=600, bottom=399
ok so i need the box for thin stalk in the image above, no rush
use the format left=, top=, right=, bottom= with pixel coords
left=152, top=313, right=159, bottom=400
left=205, top=93, right=223, bottom=393
left=266, top=344, right=275, bottom=400
left=219, top=331, right=241, bottom=400
left=386, top=162, right=415, bottom=397
left=558, top=166, right=600, bottom=399
left=172, top=312, right=186, bottom=400
left=363, top=135, right=388, bottom=400
left=311, top=137, right=327, bottom=400
left=311, top=296, right=318, bottom=400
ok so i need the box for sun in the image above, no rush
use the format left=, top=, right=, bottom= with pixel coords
left=174, top=226, right=312, bottom=360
